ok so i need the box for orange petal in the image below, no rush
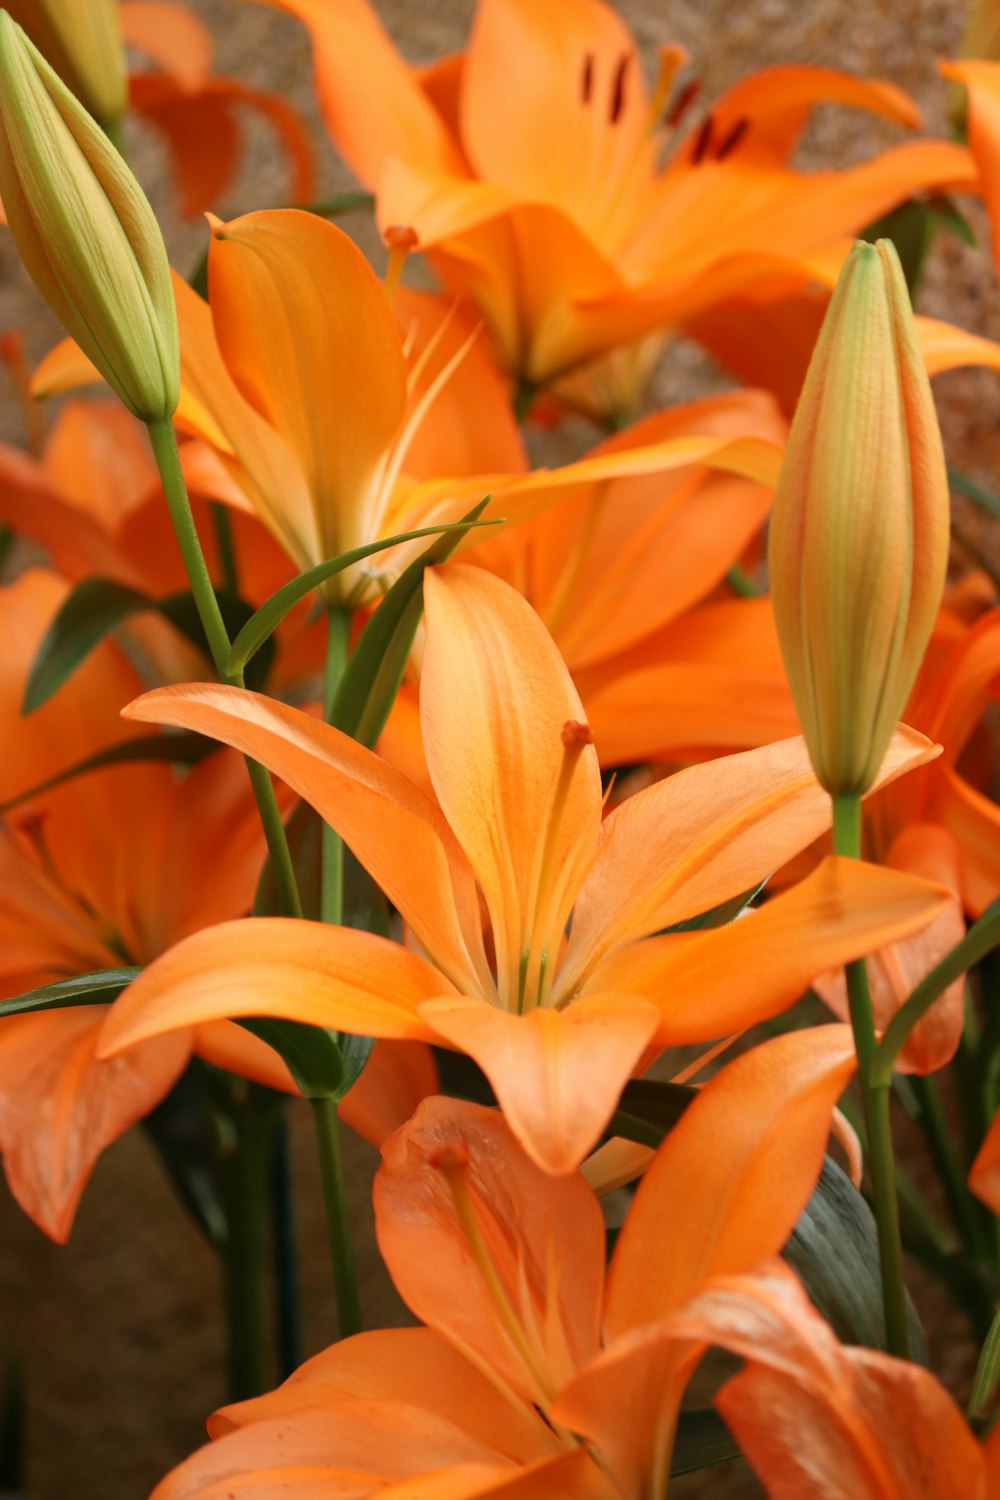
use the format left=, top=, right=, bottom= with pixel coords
left=122, top=684, right=488, bottom=996
left=560, top=726, right=938, bottom=991
left=604, top=1023, right=857, bottom=1336
left=207, top=210, right=407, bottom=565
left=970, top=1107, right=1000, bottom=1214
left=813, top=826, right=966, bottom=1073
left=192, top=1020, right=296, bottom=1095
left=97, top=919, right=450, bottom=1059
left=941, top=62, right=1000, bottom=280
left=119, top=2, right=214, bottom=89
left=710, top=63, right=920, bottom=159
left=254, top=0, right=465, bottom=186
left=420, top=995, right=660, bottom=1175
left=339, top=1040, right=439, bottom=1148
left=0, top=1007, right=189, bottom=1241
left=374, top=1097, right=604, bottom=1401
left=916, top=314, right=1000, bottom=378
left=584, top=856, right=952, bottom=1048
left=421, top=567, right=602, bottom=1009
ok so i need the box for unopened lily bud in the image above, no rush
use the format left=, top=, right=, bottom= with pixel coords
left=1, top=0, right=126, bottom=126
left=0, top=13, right=178, bottom=421
left=768, top=238, right=949, bottom=796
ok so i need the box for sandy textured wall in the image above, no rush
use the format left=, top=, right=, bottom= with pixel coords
left=0, top=1, right=995, bottom=1496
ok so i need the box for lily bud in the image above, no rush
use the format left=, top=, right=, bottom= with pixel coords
left=1, top=0, right=126, bottom=126
left=0, top=13, right=178, bottom=422
left=768, top=238, right=949, bottom=796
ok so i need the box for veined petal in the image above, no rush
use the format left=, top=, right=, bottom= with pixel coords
left=941, top=62, right=1000, bottom=279
left=97, top=919, right=450, bottom=1059
left=421, top=568, right=602, bottom=1010
left=933, top=763, right=1000, bottom=917
left=0, top=1006, right=189, bottom=1241
left=605, top=1023, right=857, bottom=1337
left=338, top=1041, right=439, bottom=1148
left=248, top=0, right=465, bottom=186
left=559, top=726, right=938, bottom=992
left=710, top=64, right=920, bottom=161
left=207, top=210, right=408, bottom=566
left=374, top=1098, right=605, bottom=1403
left=420, top=994, right=660, bottom=1176
left=582, top=856, right=952, bottom=1048
left=123, top=684, right=488, bottom=996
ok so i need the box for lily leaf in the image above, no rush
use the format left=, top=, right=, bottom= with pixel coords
left=661, top=881, right=765, bottom=936
left=331, top=500, right=493, bottom=747
left=609, top=1079, right=697, bottom=1148
left=227, top=513, right=497, bottom=678
left=783, top=1155, right=927, bottom=1359
left=23, top=578, right=273, bottom=713
left=0, top=969, right=140, bottom=1020
left=0, top=732, right=215, bottom=816
left=238, top=1018, right=373, bottom=1102
left=670, top=1407, right=742, bottom=1475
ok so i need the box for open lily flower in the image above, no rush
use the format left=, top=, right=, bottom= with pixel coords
left=145, top=1024, right=862, bottom=1499
left=0, top=569, right=434, bottom=1240
left=101, top=566, right=950, bottom=1172
left=248, top=0, right=977, bottom=402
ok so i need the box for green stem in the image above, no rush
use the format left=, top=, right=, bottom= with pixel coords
left=320, top=607, right=352, bottom=925
left=309, top=1096, right=361, bottom=1338
left=909, top=1074, right=991, bottom=1260
left=211, top=502, right=239, bottom=595
left=831, top=791, right=909, bottom=1357
left=146, top=418, right=302, bottom=919
left=220, top=1091, right=275, bottom=1401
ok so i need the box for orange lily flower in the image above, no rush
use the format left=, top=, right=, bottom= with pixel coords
left=250, top=0, right=977, bottom=403
left=101, top=566, right=950, bottom=1173
left=941, top=59, right=1000, bottom=283
left=655, top=1258, right=996, bottom=1498
left=144, top=1023, right=860, bottom=1499
left=33, top=209, right=777, bottom=602
left=0, top=569, right=434, bottom=1239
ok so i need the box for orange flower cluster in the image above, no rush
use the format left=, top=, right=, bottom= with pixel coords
left=1, top=0, right=1000, bottom=1495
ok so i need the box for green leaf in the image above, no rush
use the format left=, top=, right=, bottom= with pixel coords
left=608, top=1078, right=697, bottom=1148
left=22, top=577, right=275, bottom=714
left=949, top=466, right=1000, bottom=522
left=158, top=589, right=276, bottom=691
left=661, top=881, right=765, bottom=936
left=0, top=732, right=215, bottom=816
left=783, top=1156, right=927, bottom=1359
left=227, top=512, right=497, bottom=678
left=969, top=1306, right=1000, bottom=1416
left=670, top=1407, right=742, bottom=1475
left=238, top=1018, right=373, bottom=1102
left=331, top=500, right=494, bottom=747
left=24, top=578, right=156, bottom=713
left=0, top=969, right=140, bottom=1020
left=862, top=195, right=976, bottom=296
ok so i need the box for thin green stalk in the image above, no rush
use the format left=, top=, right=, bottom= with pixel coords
left=146, top=418, right=301, bottom=918
left=221, top=1092, right=275, bottom=1401
left=320, top=607, right=352, bottom=925
left=271, top=1108, right=301, bottom=1379
left=909, top=1074, right=991, bottom=1260
left=832, top=791, right=909, bottom=1357
left=310, top=1096, right=361, bottom=1338
left=211, top=502, right=239, bottom=595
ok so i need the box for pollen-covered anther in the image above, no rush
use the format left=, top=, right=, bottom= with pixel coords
left=665, top=76, right=702, bottom=129
left=690, top=114, right=715, bottom=164
left=715, top=116, right=750, bottom=161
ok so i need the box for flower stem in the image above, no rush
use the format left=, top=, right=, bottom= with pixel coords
left=145, top=417, right=302, bottom=919
left=320, top=607, right=352, bottom=926
left=309, top=1096, right=361, bottom=1338
left=831, top=791, right=909, bottom=1357
left=220, top=1088, right=277, bottom=1401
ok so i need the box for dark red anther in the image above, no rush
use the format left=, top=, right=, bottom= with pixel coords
left=715, top=116, right=750, bottom=162
left=580, top=51, right=595, bottom=106
left=689, top=114, right=714, bottom=165
left=665, top=76, right=701, bottom=130
left=608, top=52, right=631, bottom=125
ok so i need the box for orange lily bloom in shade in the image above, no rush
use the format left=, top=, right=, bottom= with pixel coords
left=0, top=569, right=434, bottom=1240
left=145, top=1024, right=859, bottom=1499
left=101, top=566, right=950, bottom=1173
left=655, top=1259, right=998, bottom=1499
left=249, top=0, right=976, bottom=403
left=941, top=60, right=1000, bottom=282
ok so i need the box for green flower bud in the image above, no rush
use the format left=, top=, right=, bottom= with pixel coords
left=768, top=239, right=949, bottom=796
left=2, top=0, right=126, bottom=125
left=0, top=12, right=178, bottom=421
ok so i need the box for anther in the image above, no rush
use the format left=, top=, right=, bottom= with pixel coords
left=580, top=51, right=595, bottom=106
left=689, top=114, right=714, bottom=164
left=608, top=52, right=631, bottom=125
left=665, top=76, right=701, bottom=130
left=715, top=116, right=750, bottom=161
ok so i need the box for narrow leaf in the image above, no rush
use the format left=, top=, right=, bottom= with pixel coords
left=0, top=969, right=140, bottom=1020
left=23, top=578, right=155, bottom=713
left=331, top=500, right=494, bottom=747
left=237, top=1018, right=372, bottom=1101
left=949, top=466, right=1000, bottom=521
left=969, top=1306, right=1000, bottom=1416
left=0, top=733, right=215, bottom=816
left=661, top=881, right=766, bottom=936
left=226, top=513, right=497, bottom=676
